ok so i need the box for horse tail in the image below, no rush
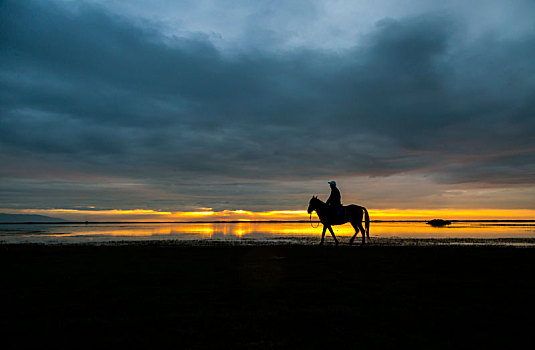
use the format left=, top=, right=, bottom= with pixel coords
left=364, top=207, right=370, bottom=236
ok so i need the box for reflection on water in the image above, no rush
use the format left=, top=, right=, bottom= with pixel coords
left=0, top=221, right=534, bottom=244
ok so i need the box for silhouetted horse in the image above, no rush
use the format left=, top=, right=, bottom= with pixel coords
left=307, top=196, right=370, bottom=245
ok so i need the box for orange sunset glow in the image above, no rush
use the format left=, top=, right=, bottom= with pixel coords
left=3, top=208, right=534, bottom=222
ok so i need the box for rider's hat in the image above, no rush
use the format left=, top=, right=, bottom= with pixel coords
left=328, top=180, right=336, bottom=185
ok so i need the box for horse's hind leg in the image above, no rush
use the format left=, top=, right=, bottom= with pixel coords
left=349, top=222, right=360, bottom=245
left=327, top=226, right=339, bottom=246
left=362, top=222, right=370, bottom=239
left=357, top=222, right=366, bottom=245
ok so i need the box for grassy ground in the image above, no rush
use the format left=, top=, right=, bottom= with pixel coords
left=1, top=244, right=534, bottom=348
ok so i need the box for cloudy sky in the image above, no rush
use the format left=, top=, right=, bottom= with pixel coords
left=1, top=0, right=534, bottom=220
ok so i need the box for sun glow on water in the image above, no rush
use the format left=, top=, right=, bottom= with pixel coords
left=1, top=221, right=534, bottom=245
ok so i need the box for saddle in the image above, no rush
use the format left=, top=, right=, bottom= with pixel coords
left=328, top=206, right=346, bottom=225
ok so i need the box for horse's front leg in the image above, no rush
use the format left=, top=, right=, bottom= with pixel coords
left=327, top=226, right=339, bottom=246
left=319, top=225, right=327, bottom=246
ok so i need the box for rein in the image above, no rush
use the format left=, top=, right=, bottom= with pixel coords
left=309, top=212, right=320, bottom=228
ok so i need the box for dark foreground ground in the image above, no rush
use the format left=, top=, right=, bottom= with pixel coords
left=1, top=244, right=534, bottom=349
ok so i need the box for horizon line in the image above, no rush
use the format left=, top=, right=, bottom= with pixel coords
left=2, top=219, right=535, bottom=225
left=1, top=208, right=534, bottom=221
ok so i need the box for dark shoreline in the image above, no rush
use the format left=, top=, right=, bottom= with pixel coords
left=2, top=244, right=534, bottom=348
left=2, top=237, right=535, bottom=247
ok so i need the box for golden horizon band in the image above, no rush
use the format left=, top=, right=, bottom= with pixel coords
left=2, top=208, right=535, bottom=221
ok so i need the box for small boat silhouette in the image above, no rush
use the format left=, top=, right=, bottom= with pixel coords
left=426, top=219, right=452, bottom=227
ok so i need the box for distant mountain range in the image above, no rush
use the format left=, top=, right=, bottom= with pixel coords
left=0, top=213, right=68, bottom=223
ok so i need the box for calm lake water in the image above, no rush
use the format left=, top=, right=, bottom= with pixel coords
left=1, top=221, right=534, bottom=245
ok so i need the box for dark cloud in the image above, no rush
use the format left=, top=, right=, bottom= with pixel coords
left=1, top=0, right=534, bottom=210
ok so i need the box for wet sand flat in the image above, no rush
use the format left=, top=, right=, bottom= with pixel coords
left=1, top=244, right=534, bottom=348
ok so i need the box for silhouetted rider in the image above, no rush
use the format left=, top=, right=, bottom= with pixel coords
left=326, top=180, right=342, bottom=213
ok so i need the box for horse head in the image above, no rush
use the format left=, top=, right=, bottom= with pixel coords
left=307, top=196, right=318, bottom=214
